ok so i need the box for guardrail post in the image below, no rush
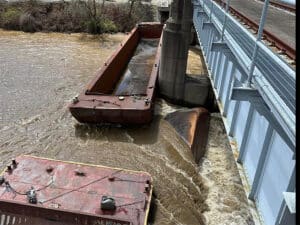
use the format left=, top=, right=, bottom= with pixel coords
left=209, top=0, right=214, bottom=22
left=221, top=0, right=231, bottom=41
left=246, top=0, right=270, bottom=87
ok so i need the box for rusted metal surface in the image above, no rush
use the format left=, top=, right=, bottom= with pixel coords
left=214, top=0, right=296, bottom=60
left=137, top=22, right=164, bottom=39
left=164, top=108, right=210, bottom=164
left=0, top=201, right=130, bottom=225
left=0, top=155, right=153, bottom=225
left=86, top=27, right=140, bottom=95
left=69, top=22, right=163, bottom=124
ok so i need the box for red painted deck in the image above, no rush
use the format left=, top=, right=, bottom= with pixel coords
left=0, top=155, right=153, bottom=225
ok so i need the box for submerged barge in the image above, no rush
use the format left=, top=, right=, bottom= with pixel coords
left=69, top=22, right=163, bottom=124
left=0, top=155, right=153, bottom=225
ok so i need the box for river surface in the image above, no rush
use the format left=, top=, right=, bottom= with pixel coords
left=0, top=29, right=256, bottom=225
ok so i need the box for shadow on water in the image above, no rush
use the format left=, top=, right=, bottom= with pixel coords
left=74, top=116, right=161, bottom=145
left=147, top=190, right=158, bottom=224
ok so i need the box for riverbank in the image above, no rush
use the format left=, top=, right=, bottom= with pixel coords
left=0, top=0, right=155, bottom=33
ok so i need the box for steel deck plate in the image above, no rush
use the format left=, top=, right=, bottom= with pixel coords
left=0, top=155, right=153, bottom=225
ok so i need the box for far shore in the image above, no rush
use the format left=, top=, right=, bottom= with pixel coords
left=0, top=0, right=156, bottom=34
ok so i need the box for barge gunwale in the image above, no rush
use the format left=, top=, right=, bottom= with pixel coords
left=69, top=22, right=164, bottom=124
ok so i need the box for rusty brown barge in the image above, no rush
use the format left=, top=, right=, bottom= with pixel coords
left=0, top=155, right=153, bottom=225
left=69, top=22, right=164, bottom=124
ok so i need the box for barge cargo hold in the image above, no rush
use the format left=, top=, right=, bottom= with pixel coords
left=69, top=22, right=163, bottom=124
left=0, top=155, right=153, bottom=225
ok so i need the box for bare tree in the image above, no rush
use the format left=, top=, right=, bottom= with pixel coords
left=82, top=0, right=97, bottom=20
left=128, top=0, right=137, bottom=18
left=92, top=0, right=97, bottom=19
left=101, top=0, right=105, bottom=12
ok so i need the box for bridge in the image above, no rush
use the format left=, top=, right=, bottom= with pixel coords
left=158, top=0, right=295, bottom=224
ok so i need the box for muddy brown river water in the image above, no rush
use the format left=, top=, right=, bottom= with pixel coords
left=0, top=29, right=256, bottom=225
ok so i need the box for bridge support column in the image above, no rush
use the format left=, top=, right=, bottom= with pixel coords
left=159, top=0, right=189, bottom=102
left=159, top=0, right=211, bottom=106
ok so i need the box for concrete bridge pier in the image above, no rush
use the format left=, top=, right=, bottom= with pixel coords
left=159, top=0, right=211, bottom=106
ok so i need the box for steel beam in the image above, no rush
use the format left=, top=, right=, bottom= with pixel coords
left=218, top=62, right=233, bottom=100
left=230, top=85, right=294, bottom=150
left=275, top=169, right=295, bottom=225
left=211, top=42, right=248, bottom=82
left=248, top=124, right=273, bottom=199
left=236, top=104, right=255, bottom=163
left=212, top=52, right=224, bottom=85
left=222, top=66, right=236, bottom=116
left=216, top=57, right=229, bottom=93
left=228, top=102, right=240, bottom=137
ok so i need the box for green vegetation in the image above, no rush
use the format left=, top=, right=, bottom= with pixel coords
left=85, top=18, right=117, bottom=34
left=1, top=8, right=22, bottom=29
left=0, top=0, right=155, bottom=34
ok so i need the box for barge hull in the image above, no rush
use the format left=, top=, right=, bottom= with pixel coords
left=69, top=23, right=163, bottom=124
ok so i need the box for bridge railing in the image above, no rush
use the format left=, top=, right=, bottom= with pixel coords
left=193, top=0, right=295, bottom=224
left=201, top=0, right=295, bottom=145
